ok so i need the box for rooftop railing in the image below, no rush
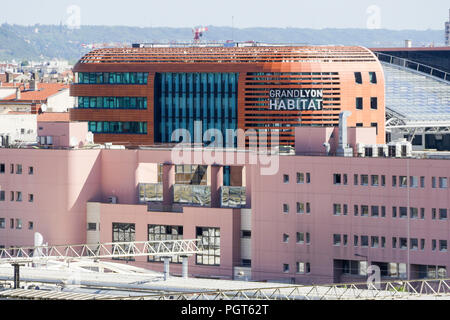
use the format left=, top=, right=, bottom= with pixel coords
left=374, top=52, right=450, bottom=83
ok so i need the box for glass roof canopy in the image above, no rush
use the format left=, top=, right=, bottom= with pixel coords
left=383, top=62, right=450, bottom=123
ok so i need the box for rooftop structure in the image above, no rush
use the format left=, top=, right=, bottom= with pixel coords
left=70, top=45, right=385, bottom=147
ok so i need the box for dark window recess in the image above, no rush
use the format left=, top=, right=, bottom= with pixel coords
left=370, top=97, right=378, bottom=110
left=371, top=123, right=378, bottom=135
left=356, top=97, right=363, bottom=110
left=354, top=72, right=362, bottom=84
left=369, top=72, right=377, bottom=84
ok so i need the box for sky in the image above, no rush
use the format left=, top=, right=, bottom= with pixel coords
left=0, top=0, right=448, bottom=30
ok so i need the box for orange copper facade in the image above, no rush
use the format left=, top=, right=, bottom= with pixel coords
left=70, top=45, right=385, bottom=146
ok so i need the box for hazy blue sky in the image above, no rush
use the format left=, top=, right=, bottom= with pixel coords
left=0, top=0, right=448, bottom=30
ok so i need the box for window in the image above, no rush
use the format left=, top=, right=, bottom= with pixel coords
left=399, top=176, right=407, bottom=188
left=420, top=239, right=425, bottom=250
left=296, top=232, right=304, bottom=244
left=306, top=173, right=311, bottom=184
left=381, top=236, right=386, bottom=248
left=361, top=175, right=369, bottom=186
left=354, top=235, right=359, bottom=246
left=370, top=97, right=378, bottom=110
left=361, top=205, right=369, bottom=217
left=343, top=234, right=348, bottom=246
left=354, top=174, right=358, bottom=186
left=392, top=207, right=397, bottom=218
left=439, top=177, right=448, bottom=189
left=283, top=264, right=289, bottom=273
left=354, top=72, right=362, bottom=84
left=343, top=204, right=348, bottom=215
left=371, top=236, right=379, bottom=248
left=10, top=164, right=14, bottom=174
left=28, top=194, right=34, bottom=202
left=365, top=147, right=373, bottom=157
left=371, top=175, right=379, bottom=186
left=356, top=97, right=363, bottom=110
left=283, top=203, right=289, bottom=214
left=0, top=191, right=4, bottom=201
left=410, top=176, right=418, bottom=188
left=333, top=173, right=342, bottom=185
left=241, top=230, right=251, bottom=238
left=15, top=219, right=22, bottom=230
left=10, top=191, right=14, bottom=201
left=432, top=177, right=437, bottom=188
left=150, top=225, right=184, bottom=263
left=354, top=205, right=359, bottom=216
left=381, top=206, right=386, bottom=217
left=371, top=206, right=379, bottom=217
left=361, top=236, right=369, bottom=247
left=400, top=238, right=407, bottom=250
left=333, top=234, right=341, bottom=246
left=112, top=223, right=136, bottom=261
left=410, top=238, right=418, bottom=250
left=432, top=208, right=437, bottom=220
left=420, top=208, right=425, bottom=219
left=410, top=208, right=418, bottom=219
left=381, top=175, right=386, bottom=186
left=333, top=204, right=342, bottom=216
left=296, top=202, right=304, bottom=214
left=392, top=175, right=397, bottom=187
left=283, top=174, right=289, bottom=183
left=306, top=263, right=311, bottom=273
left=28, top=166, right=34, bottom=175
left=369, top=72, right=377, bottom=84
left=242, top=259, right=251, bottom=267
left=432, top=239, right=437, bottom=251
left=87, top=223, right=97, bottom=231
left=16, top=192, right=22, bottom=202
left=296, top=172, right=304, bottom=184
left=399, top=207, right=407, bottom=218
left=306, top=202, right=311, bottom=214
left=392, top=237, right=397, bottom=249
left=420, top=176, right=425, bottom=188
left=440, top=240, right=448, bottom=252
left=196, top=227, right=220, bottom=266
left=356, top=123, right=363, bottom=127
left=306, top=232, right=310, bottom=244
left=16, top=164, right=22, bottom=174
left=439, top=209, right=448, bottom=220
left=10, top=219, right=13, bottom=229
left=296, top=262, right=305, bottom=274
left=283, top=233, right=289, bottom=243
left=0, top=218, right=5, bottom=229
left=0, top=163, right=4, bottom=173
left=28, top=221, right=34, bottom=230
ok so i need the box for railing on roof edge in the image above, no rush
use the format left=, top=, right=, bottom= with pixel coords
left=374, top=52, right=450, bottom=83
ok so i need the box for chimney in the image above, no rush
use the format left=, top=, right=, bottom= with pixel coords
left=15, top=87, right=21, bottom=100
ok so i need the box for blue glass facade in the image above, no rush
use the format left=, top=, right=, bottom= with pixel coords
left=154, top=72, right=238, bottom=147
left=88, top=121, right=147, bottom=134
left=77, top=72, right=148, bottom=85
left=77, top=97, right=147, bottom=109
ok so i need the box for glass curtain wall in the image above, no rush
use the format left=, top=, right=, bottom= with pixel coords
left=154, top=72, right=239, bottom=147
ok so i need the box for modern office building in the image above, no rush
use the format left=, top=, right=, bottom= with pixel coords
left=69, top=45, right=385, bottom=147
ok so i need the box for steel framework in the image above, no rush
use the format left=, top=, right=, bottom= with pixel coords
left=112, top=278, right=450, bottom=300
left=0, top=239, right=204, bottom=264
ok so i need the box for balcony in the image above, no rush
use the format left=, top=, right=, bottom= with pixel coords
left=221, top=186, right=246, bottom=208
left=173, top=184, right=211, bottom=207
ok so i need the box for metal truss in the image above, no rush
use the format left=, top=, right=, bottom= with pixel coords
left=0, top=239, right=204, bottom=264
left=113, top=278, right=450, bottom=300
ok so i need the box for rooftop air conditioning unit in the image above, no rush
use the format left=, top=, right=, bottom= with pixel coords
left=108, top=196, right=117, bottom=204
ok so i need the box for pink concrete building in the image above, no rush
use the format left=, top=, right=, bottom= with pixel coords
left=0, top=122, right=449, bottom=284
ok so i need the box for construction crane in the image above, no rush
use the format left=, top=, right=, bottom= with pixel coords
left=192, top=26, right=208, bottom=43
